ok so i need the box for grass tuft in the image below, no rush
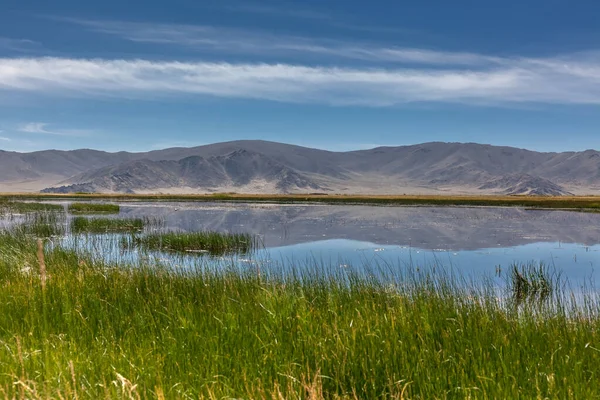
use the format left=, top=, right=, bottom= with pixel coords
left=70, top=217, right=145, bottom=234
left=68, top=203, right=120, bottom=214
left=123, top=231, right=257, bottom=256
left=0, top=200, right=63, bottom=214
left=508, top=262, right=559, bottom=305
left=16, top=212, right=66, bottom=238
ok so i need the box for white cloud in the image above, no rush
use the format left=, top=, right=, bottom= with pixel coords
left=149, top=141, right=205, bottom=150
left=0, top=55, right=599, bottom=106
left=18, top=122, right=93, bottom=137
left=62, top=19, right=498, bottom=66
left=223, top=3, right=331, bottom=21
left=0, top=136, right=10, bottom=142
left=0, top=37, right=41, bottom=53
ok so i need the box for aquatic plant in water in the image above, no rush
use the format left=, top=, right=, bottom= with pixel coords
left=123, top=231, right=257, bottom=256
left=68, top=202, right=120, bottom=214
left=70, top=217, right=145, bottom=234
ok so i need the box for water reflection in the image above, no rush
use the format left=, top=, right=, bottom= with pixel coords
left=115, top=202, right=600, bottom=250
left=10, top=201, right=600, bottom=287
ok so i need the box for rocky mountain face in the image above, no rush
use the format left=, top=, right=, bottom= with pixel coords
left=43, top=149, right=325, bottom=193
left=478, top=174, right=573, bottom=196
left=1, top=140, right=598, bottom=195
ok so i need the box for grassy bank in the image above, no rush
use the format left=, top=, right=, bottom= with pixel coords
left=0, top=230, right=598, bottom=398
left=4, top=193, right=600, bottom=211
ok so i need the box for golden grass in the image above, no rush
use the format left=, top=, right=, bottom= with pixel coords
left=1, top=192, right=600, bottom=201
left=2, top=193, right=600, bottom=210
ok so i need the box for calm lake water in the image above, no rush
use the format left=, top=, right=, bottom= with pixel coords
left=47, top=201, right=600, bottom=287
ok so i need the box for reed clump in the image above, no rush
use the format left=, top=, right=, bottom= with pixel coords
left=508, top=262, right=558, bottom=305
left=0, top=200, right=63, bottom=214
left=17, top=212, right=66, bottom=237
left=68, top=203, right=120, bottom=214
left=70, top=217, right=145, bottom=234
left=123, top=231, right=257, bottom=255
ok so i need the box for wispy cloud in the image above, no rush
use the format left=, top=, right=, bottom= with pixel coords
left=203, top=2, right=412, bottom=35
left=2, top=55, right=600, bottom=106
left=59, top=19, right=498, bottom=67
left=0, top=37, right=41, bottom=53
left=149, top=140, right=205, bottom=150
left=222, top=3, right=331, bottom=21
left=0, top=136, right=10, bottom=142
left=18, top=122, right=93, bottom=137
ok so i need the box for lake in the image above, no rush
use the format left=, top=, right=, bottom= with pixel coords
left=39, top=201, right=600, bottom=288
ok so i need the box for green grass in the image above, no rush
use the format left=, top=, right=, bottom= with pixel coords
left=68, top=202, right=120, bottom=214
left=70, top=217, right=145, bottom=234
left=16, top=212, right=66, bottom=238
left=0, top=228, right=598, bottom=397
left=9, top=193, right=600, bottom=212
left=0, top=200, right=63, bottom=214
left=508, top=262, right=560, bottom=305
left=123, top=231, right=258, bottom=256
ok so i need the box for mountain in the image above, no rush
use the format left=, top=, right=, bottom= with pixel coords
left=45, top=150, right=325, bottom=193
left=478, top=174, right=573, bottom=196
left=1, top=140, right=598, bottom=195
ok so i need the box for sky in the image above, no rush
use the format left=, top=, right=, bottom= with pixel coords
left=1, top=0, right=600, bottom=153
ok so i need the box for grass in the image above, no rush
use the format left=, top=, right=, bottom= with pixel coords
left=6, top=193, right=600, bottom=212
left=123, top=231, right=257, bottom=256
left=70, top=217, right=146, bottom=234
left=0, top=200, right=63, bottom=214
left=16, top=212, right=66, bottom=238
left=68, top=202, right=120, bottom=214
left=0, top=233, right=597, bottom=398
left=508, top=262, right=560, bottom=305
left=0, top=213, right=599, bottom=397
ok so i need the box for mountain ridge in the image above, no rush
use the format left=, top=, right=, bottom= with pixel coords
left=1, top=141, right=599, bottom=195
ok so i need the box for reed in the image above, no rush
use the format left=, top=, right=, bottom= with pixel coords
left=17, top=212, right=66, bottom=237
left=68, top=203, right=120, bottom=214
left=70, top=217, right=145, bottom=234
left=123, top=231, right=257, bottom=256
left=0, top=219, right=597, bottom=398
left=508, top=262, right=561, bottom=305
left=0, top=200, right=63, bottom=214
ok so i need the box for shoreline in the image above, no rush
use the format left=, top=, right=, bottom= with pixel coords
left=2, top=193, right=600, bottom=212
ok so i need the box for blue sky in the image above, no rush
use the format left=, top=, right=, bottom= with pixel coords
left=1, top=0, right=600, bottom=153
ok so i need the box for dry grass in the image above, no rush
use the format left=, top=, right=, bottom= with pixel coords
left=3, top=193, right=600, bottom=210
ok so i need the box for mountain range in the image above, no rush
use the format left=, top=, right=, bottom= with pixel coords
left=1, top=141, right=600, bottom=195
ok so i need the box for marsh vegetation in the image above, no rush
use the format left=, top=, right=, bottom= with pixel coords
left=0, top=199, right=63, bottom=214
left=7, top=193, right=600, bottom=212
left=67, top=202, right=120, bottom=214
left=70, top=216, right=146, bottom=234
left=0, top=202, right=598, bottom=398
left=123, top=231, right=258, bottom=256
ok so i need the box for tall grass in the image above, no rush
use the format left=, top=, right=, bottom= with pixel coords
left=16, top=212, right=66, bottom=237
left=70, top=216, right=145, bottom=234
left=0, top=229, right=598, bottom=398
left=0, top=200, right=63, bottom=214
left=123, top=231, right=258, bottom=256
left=68, top=203, right=120, bottom=214
left=507, top=262, right=561, bottom=305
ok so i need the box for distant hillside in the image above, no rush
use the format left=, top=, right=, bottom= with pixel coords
left=45, top=150, right=325, bottom=194
left=0, top=140, right=597, bottom=195
left=479, top=174, right=574, bottom=196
